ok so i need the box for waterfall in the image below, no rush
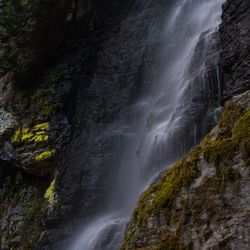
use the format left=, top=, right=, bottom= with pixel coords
left=69, top=0, right=223, bottom=249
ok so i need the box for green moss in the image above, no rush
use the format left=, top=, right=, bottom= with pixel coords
left=35, top=149, right=55, bottom=161
left=232, top=110, right=250, bottom=164
left=11, top=122, right=49, bottom=144
left=203, top=139, right=237, bottom=166
left=152, top=158, right=199, bottom=210
left=28, top=84, right=62, bottom=120
left=218, top=102, right=244, bottom=138
left=122, top=100, right=249, bottom=250
left=132, top=146, right=201, bottom=229
left=11, top=128, right=20, bottom=143
left=44, top=179, right=56, bottom=206
left=33, top=122, right=49, bottom=131
left=204, top=109, right=250, bottom=166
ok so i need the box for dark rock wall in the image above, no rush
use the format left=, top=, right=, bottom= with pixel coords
left=121, top=0, right=250, bottom=248
left=220, top=0, right=250, bottom=101
left=121, top=90, right=250, bottom=250
left=36, top=3, right=165, bottom=249
left=0, top=0, right=249, bottom=249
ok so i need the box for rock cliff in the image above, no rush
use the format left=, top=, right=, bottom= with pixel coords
left=220, top=0, right=250, bottom=101
left=0, top=0, right=249, bottom=249
left=122, top=0, right=250, bottom=248
left=122, top=90, right=250, bottom=249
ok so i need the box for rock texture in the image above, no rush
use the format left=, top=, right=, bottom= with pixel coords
left=0, top=0, right=249, bottom=249
left=35, top=3, right=165, bottom=249
left=121, top=0, right=250, bottom=248
left=0, top=66, right=73, bottom=248
left=122, top=90, right=250, bottom=250
left=0, top=1, right=165, bottom=249
left=0, top=169, right=48, bottom=250
left=220, top=0, right=250, bottom=101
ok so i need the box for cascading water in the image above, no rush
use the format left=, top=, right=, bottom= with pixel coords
left=70, top=0, right=223, bottom=249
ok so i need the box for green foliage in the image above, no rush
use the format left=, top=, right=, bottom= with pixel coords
left=0, top=0, right=72, bottom=86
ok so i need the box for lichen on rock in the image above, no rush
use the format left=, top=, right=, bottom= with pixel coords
left=44, top=179, right=57, bottom=207
left=122, top=90, right=250, bottom=250
left=11, top=122, right=49, bottom=144
left=35, top=149, right=55, bottom=162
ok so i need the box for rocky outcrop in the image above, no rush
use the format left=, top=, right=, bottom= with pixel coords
left=0, top=68, right=72, bottom=177
left=34, top=3, right=165, bottom=249
left=0, top=168, right=48, bottom=250
left=0, top=0, right=165, bottom=248
left=0, top=66, right=73, bottom=249
left=121, top=0, right=250, bottom=248
left=122, top=90, right=250, bottom=250
left=220, top=0, right=250, bottom=101
left=0, top=0, right=249, bottom=249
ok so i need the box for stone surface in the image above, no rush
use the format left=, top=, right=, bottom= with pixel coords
left=0, top=0, right=249, bottom=249
left=0, top=108, right=16, bottom=136
left=220, top=0, right=250, bottom=101
left=0, top=169, right=48, bottom=250
left=122, top=90, right=250, bottom=250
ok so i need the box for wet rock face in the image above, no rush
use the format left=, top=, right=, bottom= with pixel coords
left=0, top=0, right=249, bottom=249
left=0, top=72, right=72, bottom=177
left=220, top=0, right=250, bottom=101
left=0, top=167, right=48, bottom=250
left=35, top=2, right=165, bottom=248
left=122, top=90, right=250, bottom=250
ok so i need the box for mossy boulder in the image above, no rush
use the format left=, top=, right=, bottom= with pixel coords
left=122, top=90, right=250, bottom=250
left=0, top=68, right=72, bottom=177
left=12, top=122, right=49, bottom=145
left=7, top=122, right=56, bottom=176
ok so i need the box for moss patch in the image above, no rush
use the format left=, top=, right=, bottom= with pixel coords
left=121, top=147, right=202, bottom=250
left=203, top=138, right=237, bottom=166
left=122, top=98, right=250, bottom=250
left=218, top=101, right=244, bottom=138
left=44, top=179, right=56, bottom=206
left=134, top=146, right=201, bottom=227
left=11, top=122, right=49, bottom=144
left=35, top=149, right=55, bottom=161
left=204, top=109, right=250, bottom=166
left=232, top=110, right=250, bottom=164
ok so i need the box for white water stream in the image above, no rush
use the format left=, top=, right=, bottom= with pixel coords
left=70, top=0, right=223, bottom=249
